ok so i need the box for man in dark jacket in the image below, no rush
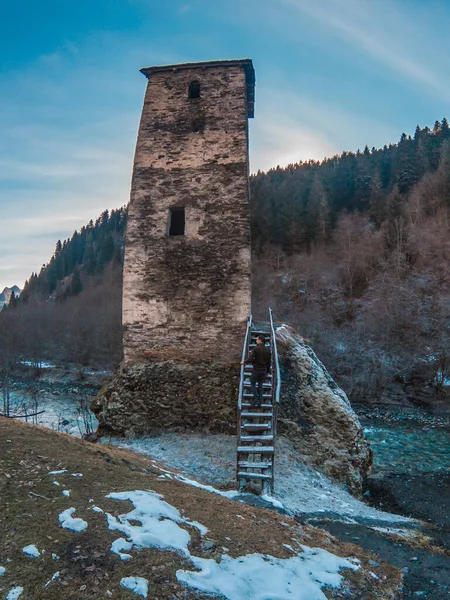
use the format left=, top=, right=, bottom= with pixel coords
left=241, top=334, right=271, bottom=407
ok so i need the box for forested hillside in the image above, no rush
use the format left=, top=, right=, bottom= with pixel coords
left=2, top=120, right=450, bottom=404
left=0, top=208, right=127, bottom=368
left=252, top=119, right=450, bottom=404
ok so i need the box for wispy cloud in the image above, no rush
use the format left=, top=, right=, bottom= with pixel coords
left=250, top=87, right=394, bottom=172
left=280, top=0, right=450, bottom=101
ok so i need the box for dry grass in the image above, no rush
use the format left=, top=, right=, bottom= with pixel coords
left=0, top=418, right=402, bottom=599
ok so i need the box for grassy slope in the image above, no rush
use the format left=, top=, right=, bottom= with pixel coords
left=0, top=419, right=401, bottom=599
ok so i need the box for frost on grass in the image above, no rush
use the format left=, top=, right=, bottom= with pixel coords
left=6, top=587, right=23, bottom=600
left=22, top=544, right=40, bottom=558
left=120, top=576, right=149, bottom=598
left=177, top=548, right=359, bottom=600
left=58, top=508, right=88, bottom=532
left=104, top=434, right=411, bottom=525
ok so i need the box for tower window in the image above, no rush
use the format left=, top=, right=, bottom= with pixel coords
left=168, top=207, right=185, bottom=236
left=188, top=80, right=201, bottom=99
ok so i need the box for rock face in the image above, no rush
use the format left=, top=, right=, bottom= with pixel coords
left=276, top=324, right=373, bottom=495
left=91, top=360, right=239, bottom=437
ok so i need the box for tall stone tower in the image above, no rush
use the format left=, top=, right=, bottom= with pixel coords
left=93, top=59, right=256, bottom=436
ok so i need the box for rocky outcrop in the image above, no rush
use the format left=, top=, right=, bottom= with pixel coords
left=276, top=324, right=372, bottom=496
left=91, top=360, right=239, bottom=437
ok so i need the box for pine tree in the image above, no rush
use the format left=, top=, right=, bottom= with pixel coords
left=70, top=267, right=82, bottom=296
left=84, top=245, right=97, bottom=276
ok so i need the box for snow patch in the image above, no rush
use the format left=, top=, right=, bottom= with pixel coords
left=92, top=506, right=104, bottom=513
left=58, top=508, right=88, bottom=532
left=176, top=475, right=240, bottom=499
left=44, top=571, right=60, bottom=588
left=105, top=490, right=194, bottom=556
left=71, top=473, right=83, bottom=477
left=261, top=494, right=284, bottom=509
left=120, top=576, right=149, bottom=598
left=48, top=469, right=67, bottom=475
left=111, top=538, right=133, bottom=561
left=177, top=547, right=359, bottom=600
left=6, top=587, right=23, bottom=600
left=62, top=490, right=70, bottom=497
left=22, top=544, right=40, bottom=558
left=0, top=566, right=5, bottom=576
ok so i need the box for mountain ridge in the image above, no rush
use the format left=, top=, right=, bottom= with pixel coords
left=0, top=285, right=21, bottom=310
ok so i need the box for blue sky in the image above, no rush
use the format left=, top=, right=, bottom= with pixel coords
left=1, top=0, right=450, bottom=290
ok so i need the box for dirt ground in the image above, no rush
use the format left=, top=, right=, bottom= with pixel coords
left=0, top=418, right=402, bottom=599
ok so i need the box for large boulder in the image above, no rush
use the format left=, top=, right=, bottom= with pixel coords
left=276, top=324, right=373, bottom=495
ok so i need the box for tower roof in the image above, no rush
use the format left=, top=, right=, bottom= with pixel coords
left=140, top=59, right=256, bottom=118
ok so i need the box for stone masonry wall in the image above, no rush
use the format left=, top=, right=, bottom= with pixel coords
left=123, top=64, right=252, bottom=364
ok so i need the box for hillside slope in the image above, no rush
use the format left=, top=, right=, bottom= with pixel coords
left=0, top=419, right=401, bottom=599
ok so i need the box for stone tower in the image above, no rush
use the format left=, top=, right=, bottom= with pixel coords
left=93, top=59, right=256, bottom=436
left=123, top=59, right=255, bottom=362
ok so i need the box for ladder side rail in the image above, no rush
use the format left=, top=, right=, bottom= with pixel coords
left=268, top=307, right=281, bottom=495
left=238, top=314, right=253, bottom=412
left=268, top=308, right=281, bottom=405
left=237, top=314, right=252, bottom=490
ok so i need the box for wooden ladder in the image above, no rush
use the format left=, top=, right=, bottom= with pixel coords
left=236, top=310, right=280, bottom=495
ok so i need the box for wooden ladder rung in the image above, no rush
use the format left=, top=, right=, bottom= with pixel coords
left=241, top=412, right=272, bottom=418
left=240, top=435, right=273, bottom=442
left=238, top=461, right=272, bottom=469
left=238, top=446, right=274, bottom=453
left=238, top=471, right=271, bottom=480
left=243, top=382, right=272, bottom=388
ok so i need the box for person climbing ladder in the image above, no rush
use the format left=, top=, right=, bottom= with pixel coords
left=241, top=334, right=271, bottom=407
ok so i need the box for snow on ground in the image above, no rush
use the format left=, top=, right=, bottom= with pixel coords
left=58, top=508, right=88, bottom=532
left=104, top=433, right=412, bottom=525
left=105, top=490, right=205, bottom=557
left=9, top=391, right=99, bottom=438
left=20, top=361, right=55, bottom=369
left=98, top=488, right=359, bottom=600
left=177, top=549, right=359, bottom=600
left=22, top=545, right=40, bottom=558
left=6, top=587, right=23, bottom=600
left=120, top=576, right=149, bottom=598
left=0, top=566, right=5, bottom=576
left=62, top=490, right=70, bottom=497
left=44, top=572, right=60, bottom=589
